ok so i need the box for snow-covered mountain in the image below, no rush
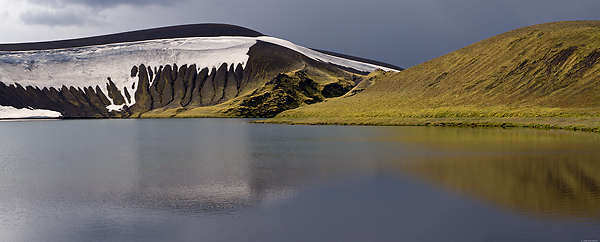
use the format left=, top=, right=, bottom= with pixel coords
left=0, top=24, right=401, bottom=119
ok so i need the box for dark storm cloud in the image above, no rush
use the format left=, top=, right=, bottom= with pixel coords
left=226, top=0, right=600, bottom=67
left=7, top=0, right=600, bottom=68
left=20, top=9, right=99, bottom=27
left=25, top=0, right=183, bottom=9
left=18, top=0, right=185, bottom=27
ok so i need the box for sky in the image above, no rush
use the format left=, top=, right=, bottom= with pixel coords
left=0, top=0, right=599, bottom=68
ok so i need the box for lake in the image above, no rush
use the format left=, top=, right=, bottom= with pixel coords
left=0, top=119, right=599, bottom=241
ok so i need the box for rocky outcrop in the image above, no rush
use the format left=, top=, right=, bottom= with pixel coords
left=128, top=61, right=250, bottom=116
left=223, top=71, right=356, bottom=118
left=0, top=81, right=116, bottom=118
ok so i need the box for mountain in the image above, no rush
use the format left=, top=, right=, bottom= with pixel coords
left=275, top=21, right=600, bottom=125
left=0, top=24, right=400, bottom=119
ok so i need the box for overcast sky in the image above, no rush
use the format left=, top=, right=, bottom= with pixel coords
left=0, top=0, right=598, bottom=68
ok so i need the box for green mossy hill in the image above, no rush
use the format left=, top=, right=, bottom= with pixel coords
left=277, top=21, right=600, bottom=121
left=224, top=73, right=324, bottom=118
left=222, top=70, right=354, bottom=118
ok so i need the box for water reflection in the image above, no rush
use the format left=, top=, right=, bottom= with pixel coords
left=2, top=120, right=600, bottom=241
left=116, top=122, right=386, bottom=214
left=387, top=127, right=600, bottom=222
left=123, top=119, right=256, bottom=214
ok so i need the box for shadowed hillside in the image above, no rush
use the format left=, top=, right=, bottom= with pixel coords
left=276, top=21, right=600, bottom=123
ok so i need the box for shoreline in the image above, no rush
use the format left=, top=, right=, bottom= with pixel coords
left=254, top=117, right=600, bottom=133
left=3, top=116, right=600, bottom=133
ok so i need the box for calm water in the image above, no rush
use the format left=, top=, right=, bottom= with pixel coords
left=0, top=119, right=599, bottom=241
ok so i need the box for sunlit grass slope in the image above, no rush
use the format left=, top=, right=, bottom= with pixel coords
left=273, top=21, right=600, bottom=129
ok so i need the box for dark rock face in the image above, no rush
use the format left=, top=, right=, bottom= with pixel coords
left=0, top=81, right=116, bottom=118
left=127, top=61, right=250, bottom=116
left=106, top=78, right=126, bottom=105
left=322, top=81, right=355, bottom=98
left=130, top=66, right=138, bottom=78
left=180, top=64, right=198, bottom=107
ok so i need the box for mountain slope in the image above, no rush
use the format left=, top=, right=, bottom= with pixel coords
left=0, top=24, right=400, bottom=118
left=135, top=41, right=363, bottom=118
left=277, top=21, right=600, bottom=122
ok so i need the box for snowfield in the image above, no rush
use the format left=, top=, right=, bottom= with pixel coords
left=0, top=105, right=62, bottom=119
left=0, top=36, right=398, bottom=115
left=258, top=37, right=398, bottom=73
left=0, top=37, right=258, bottom=108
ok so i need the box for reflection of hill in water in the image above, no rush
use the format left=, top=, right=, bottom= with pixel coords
left=394, top=128, right=600, bottom=222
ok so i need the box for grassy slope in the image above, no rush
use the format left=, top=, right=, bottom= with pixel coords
left=270, top=21, right=600, bottom=131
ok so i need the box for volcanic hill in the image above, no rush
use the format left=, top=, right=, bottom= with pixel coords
left=0, top=24, right=400, bottom=118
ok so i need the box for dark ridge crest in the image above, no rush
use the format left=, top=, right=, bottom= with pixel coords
left=0, top=24, right=264, bottom=51
left=311, top=49, right=403, bottom=71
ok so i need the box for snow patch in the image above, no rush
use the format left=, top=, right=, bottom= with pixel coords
left=0, top=36, right=258, bottom=110
left=106, top=104, right=126, bottom=112
left=0, top=105, right=62, bottom=119
left=258, top=36, right=398, bottom=72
